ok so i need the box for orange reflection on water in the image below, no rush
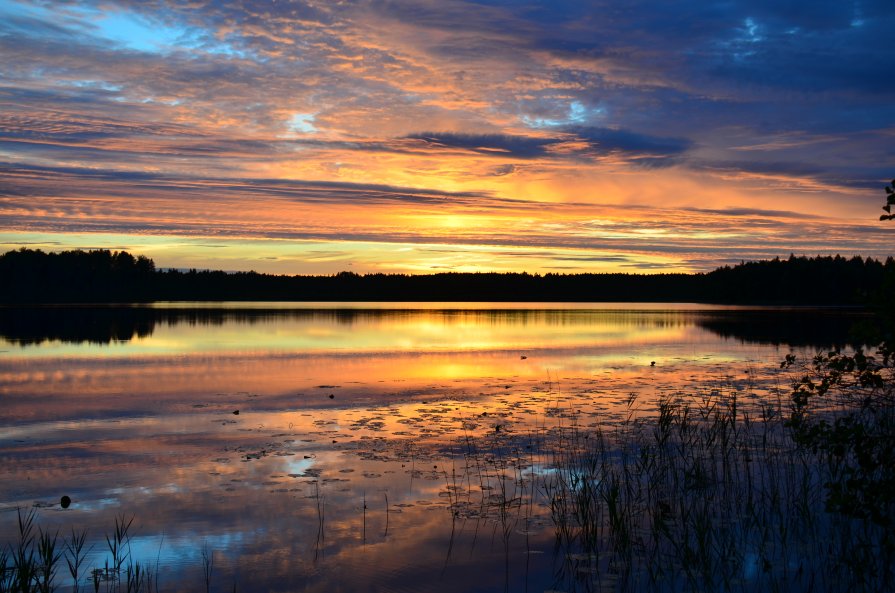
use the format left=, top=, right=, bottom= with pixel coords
left=0, top=305, right=834, bottom=592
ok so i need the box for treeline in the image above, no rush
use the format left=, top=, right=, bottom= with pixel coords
left=1, top=248, right=893, bottom=304
left=1, top=248, right=156, bottom=302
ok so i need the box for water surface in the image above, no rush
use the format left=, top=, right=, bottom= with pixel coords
left=0, top=303, right=862, bottom=592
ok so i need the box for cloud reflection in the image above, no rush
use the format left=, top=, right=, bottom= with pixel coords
left=0, top=304, right=865, bottom=591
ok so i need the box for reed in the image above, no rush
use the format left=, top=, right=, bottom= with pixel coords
left=35, top=527, right=60, bottom=593
left=538, top=386, right=893, bottom=592
left=10, top=509, right=38, bottom=593
left=0, top=512, right=154, bottom=593
left=201, top=542, right=214, bottom=593
left=64, top=528, right=90, bottom=593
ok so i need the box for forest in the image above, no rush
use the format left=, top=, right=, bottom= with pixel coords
left=1, top=247, right=893, bottom=304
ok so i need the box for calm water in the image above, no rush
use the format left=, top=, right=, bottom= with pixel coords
left=0, top=304, right=862, bottom=592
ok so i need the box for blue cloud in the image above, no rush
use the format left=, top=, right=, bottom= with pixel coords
left=568, top=127, right=692, bottom=156
left=403, top=128, right=691, bottom=161
left=402, top=133, right=554, bottom=158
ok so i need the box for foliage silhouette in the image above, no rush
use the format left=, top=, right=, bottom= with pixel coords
left=783, top=178, right=895, bottom=530
left=2, top=248, right=892, bottom=304
left=1, top=248, right=155, bottom=303
left=882, top=177, right=895, bottom=221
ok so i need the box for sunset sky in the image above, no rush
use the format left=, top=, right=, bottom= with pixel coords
left=1, top=0, right=894, bottom=274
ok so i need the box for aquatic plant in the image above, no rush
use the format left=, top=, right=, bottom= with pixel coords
left=0, top=512, right=161, bottom=593
left=64, top=528, right=90, bottom=593
left=538, top=387, right=893, bottom=592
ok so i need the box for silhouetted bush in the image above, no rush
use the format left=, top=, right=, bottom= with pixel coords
left=782, top=179, right=895, bottom=528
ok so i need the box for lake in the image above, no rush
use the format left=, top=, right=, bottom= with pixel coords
left=0, top=303, right=867, bottom=592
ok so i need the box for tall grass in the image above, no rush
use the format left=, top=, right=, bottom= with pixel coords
left=1, top=512, right=161, bottom=593
left=64, top=528, right=89, bottom=593
left=539, top=388, right=894, bottom=592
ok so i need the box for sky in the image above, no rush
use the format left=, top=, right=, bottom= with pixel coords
left=1, top=0, right=894, bottom=274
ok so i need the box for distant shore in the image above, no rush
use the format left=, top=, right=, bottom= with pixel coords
left=2, top=247, right=892, bottom=305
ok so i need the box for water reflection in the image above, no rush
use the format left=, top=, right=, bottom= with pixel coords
left=0, top=304, right=864, bottom=348
left=0, top=304, right=870, bottom=592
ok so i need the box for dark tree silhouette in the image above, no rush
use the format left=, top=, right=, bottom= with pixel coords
left=784, top=178, right=895, bottom=529
left=882, top=177, right=895, bottom=221
left=1, top=248, right=891, bottom=304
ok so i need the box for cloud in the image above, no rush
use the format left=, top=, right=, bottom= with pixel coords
left=682, top=206, right=821, bottom=220
left=402, top=132, right=555, bottom=158
left=400, top=128, right=692, bottom=163
left=570, top=127, right=691, bottom=155
left=3, top=161, right=893, bottom=275
left=0, top=162, right=521, bottom=208
left=1, top=0, right=893, bottom=273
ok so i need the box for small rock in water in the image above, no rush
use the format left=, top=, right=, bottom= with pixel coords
left=233, top=410, right=240, bottom=415
left=60, top=495, right=71, bottom=509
